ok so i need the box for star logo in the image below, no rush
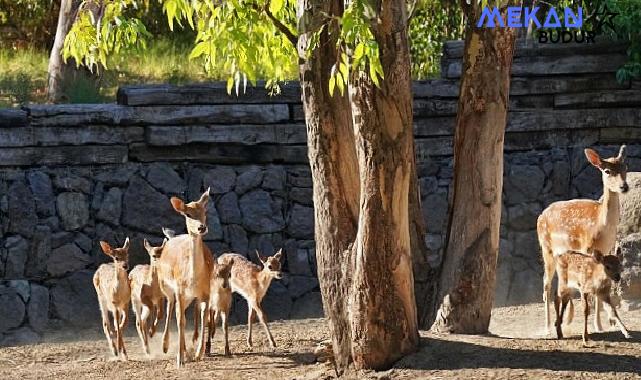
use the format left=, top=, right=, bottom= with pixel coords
left=591, top=3, right=619, bottom=34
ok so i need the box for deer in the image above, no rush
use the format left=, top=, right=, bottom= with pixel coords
left=554, top=248, right=630, bottom=345
left=205, top=257, right=234, bottom=356
left=538, top=145, right=628, bottom=334
left=156, top=188, right=214, bottom=368
left=128, top=237, right=167, bottom=356
left=217, top=249, right=283, bottom=349
left=94, top=238, right=131, bottom=360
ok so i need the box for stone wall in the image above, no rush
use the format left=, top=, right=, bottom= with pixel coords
left=1, top=39, right=641, bottom=344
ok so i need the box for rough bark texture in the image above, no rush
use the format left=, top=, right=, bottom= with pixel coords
left=47, top=0, right=90, bottom=103
left=297, top=0, right=419, bottom=371
left=431, top=3, right=518, bottom=333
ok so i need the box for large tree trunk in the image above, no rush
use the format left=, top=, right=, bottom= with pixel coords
left=431, top=3, right=518, bottom=334
left=297, top=0, right=419, bottom=372
left=47, top=0, right=82, bottom=103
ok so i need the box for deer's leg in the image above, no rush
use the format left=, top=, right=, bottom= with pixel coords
left=133, top=301, right=145, bottom=352
left=140, top=304, right=151, bottom=356
left=582, top=292, right=590, bottom=346
left=593, top=296, right=604, bottom=333
left=192, top=305, right=200, bottom=344
left=162, top=295, right=175, bottom=354
left=206, top=309, right=215, bottom=356
left=601, top=295, right=630, bottom=339
left=98, top=297, right=117, bottom=356
left=222, top=310, right=230, bottom=356
left=252, top=302, right=276, bottom=348
left=175, top=294, right=186, bottom=368
left=151, top=298, right=164, bottom=338
left=114, top=309, right=128, bottom=360
left=542, top=252, right=555, bottom=334
left=554, top=294, right=563, bottom=339
left=194, top=300, right=208, bottom=360
left=247, top=307, right=255, bottom=349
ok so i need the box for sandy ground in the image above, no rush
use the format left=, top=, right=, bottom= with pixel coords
left=1, top=303, right=641, bottom=379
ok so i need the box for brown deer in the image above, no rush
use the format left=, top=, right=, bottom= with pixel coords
left=94, top=238, right=131, bottom=360
left=129, top=238, right=167, bottom=356
left=538, top=145, right=628, bottom=334
left=218, top=250, right=283, bottom=349
left=554, top=248, right=630, bottom=345
left=157, top=188, right=214, bottom=368
left=205, top=258, right=234, bottom=356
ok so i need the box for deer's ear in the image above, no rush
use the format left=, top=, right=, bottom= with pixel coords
left=256, top=250, right=267, bottom=263
left=99, top=241, right=113, bottom=256
left=122, top=237, right=130, bottom=251
left=618, top=145, right=627, bottom=161
left=143, top=239, right=152, bottom=251
left=585, top=148, right=602, bottom=168
left=274, top=248, right=283, bottom=261
left=615, top=245, right=623, bottom=258
left=160, top=238, right=168, bottom=249
left=198, top=187, right=211, bottom=206
left=593, top=250, right=604, bottom=263
left=170, top=197, right=186, bottom=213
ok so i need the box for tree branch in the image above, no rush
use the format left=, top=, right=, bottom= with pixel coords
left=262, top=1, right=298, bottom=46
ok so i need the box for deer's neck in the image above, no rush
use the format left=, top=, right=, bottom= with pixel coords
left=188, top=233, right=206, bottom=277
left=599, top=189, right=620, bottom=228
left=148, top=264, right=159, bottom=286
left=257, top=270, right=274, bottom=294
left=114, top=264, right=128, bottom=290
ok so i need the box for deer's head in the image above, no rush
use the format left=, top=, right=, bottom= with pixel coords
left=170, top=188, right=210, bottom=237
left=100, top=237, right=130, bottom=271
left=143, top=238, right=167, bottom=264
left=213, top=259, right=234, bottom=290
left=258, top=249, right=283, bottom=280
left=585, top=145, right=629, bottom=194
left=593, top=249, right=623, bottom=283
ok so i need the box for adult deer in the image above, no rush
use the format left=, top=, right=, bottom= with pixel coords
left=538, top=145, right=628, bottom=334
left=94, top=238, right=131, bottom=360
left=157, top=188, right=214, bottom=368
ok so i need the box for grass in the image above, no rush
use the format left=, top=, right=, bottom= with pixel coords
left=0, top=39, right=217, bottom=107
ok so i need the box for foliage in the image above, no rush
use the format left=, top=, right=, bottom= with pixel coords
left=0, top=71, right=34, bottom=105
left=597, top=0, right=641, bottom=82
left=0, top=0, right=59, bottom=49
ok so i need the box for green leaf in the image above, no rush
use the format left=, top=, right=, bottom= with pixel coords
left=336, top=72, right=344, bottom=95
left=329, top=75, right=336, bottom=96
left=354, top=42, right=365, bottom=60
left=226, top=77, right=234, bottom=94
left=189, top=42, right=208, bottom=59
left=270, top=0, right=284, bottom=14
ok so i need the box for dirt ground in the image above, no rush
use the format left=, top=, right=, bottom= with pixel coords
left=1, top=303, right=641, bottom=379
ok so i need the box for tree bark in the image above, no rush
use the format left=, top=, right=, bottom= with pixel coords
left=297, top=0, right=419, bottom=372
left=431, top=3, right=518, bottom=334
left=47, top=0, right=82, bottom=103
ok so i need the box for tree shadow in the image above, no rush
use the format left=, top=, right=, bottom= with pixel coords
left=394, top=335, right=641, bottom=373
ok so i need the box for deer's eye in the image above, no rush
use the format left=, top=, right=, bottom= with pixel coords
left=604, top=169, right=612, bottom=175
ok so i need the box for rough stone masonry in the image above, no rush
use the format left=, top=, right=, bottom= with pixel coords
left=1, top=39, right=641, bottom=345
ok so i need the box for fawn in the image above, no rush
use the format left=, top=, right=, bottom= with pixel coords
left=218, top=249, right=283, bottom=349
left=129, top=238, right=167, bottom=356
left=538, top=145, right=628, bottom=333
left=205, top=258, right=234, bottom=356
left=554, top=248, right=630, bottom=345
left=94, top=238, right=131, bottom=360
left=157, top=188, right=214, bottom=368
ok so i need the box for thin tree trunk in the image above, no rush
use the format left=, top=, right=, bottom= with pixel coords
left=47, top=0, right=81, bottom=103
left=431, top=2, right=518, bottom=334
left=297, top=0, right=419, bottom=371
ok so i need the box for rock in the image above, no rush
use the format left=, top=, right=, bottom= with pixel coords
left=205, top=201, right=223, bottom=241
left=290, top=188, right=313, bottom=206
left=287, top=248, right=313, bottom=276
left=550, top=160, right=571, bottom=196
left=95, top=166, right=138, bottom=187
left=419, top=177, right=439, bottom=198
left=261, top=281, right=292, bottom=321
left=235, top=167, right=263, bottom=194
left=224, top=224, right=248, bottom=254
left=217, top=192, right=242, bottom=224
left=494, top=253, right=513, bottom=307
left=239, top=190, right=285, bottom=233
left=203, top=167, right=236, bottom=194
left=422, top=191, right=448, bottom=234
left=572, top=164, right=601, bottom=199
left=96, top=187, right=122, bottom=226
left=41, top=216, right=60, bottom=231
left=0, top=286, right=26, bottom=333
left=285, top=275, right=319, bottom=299
left=506, top=266, right=541, bottom=306
left=290, top=292, right=324, bottom=319
left=26, top=172, right=55, bottom=217
left=507, top=203, right=542, bottom=232
left=263, top=166, right=286, bottom=190
left=53, top=174, right=92, bottom=194
left=74, top=232, right=93, bottom=253
left=25, top=226, right=51, bottom=279
left=286, top=168, right=310, bottom=188
left=8, top=280, right=30, bottom=303
left=57, top=192, right=90, bottom=231
left=0, top=326, right=40, bottom=347
left=146, top=163, right=185, bottom=194
left=248, top=234, right=276, bottom=256
left=47, top=244, right=92, bottom=277
left=619, top=172, right=641, bottom=237
left=7, top=180, right=37, bottom=238
left=3, top=236, right=28, bottom=279
left=51, top=231, right=75, bottom=249
left=186, top=168, right=205, bottom=201
left=27, top=284, right=49, bottom=333
left=617, top=233, right=641, bottom=310
left=50, top=270, right=100, bottom=327
left=510, top=231, right=540, bottom=262
left=91, top=182, right=105, bottom=211
left=122, top=176, right=183, bottom=234
left=287, top=204, right=314, bottom=239
left=504, top=165, right=546, bottom=205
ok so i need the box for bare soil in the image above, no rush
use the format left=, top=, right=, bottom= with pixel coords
left=1, top=303, right=641, bottom=379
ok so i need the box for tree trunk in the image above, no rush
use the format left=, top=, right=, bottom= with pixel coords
left=431, top=3, right=518, bottom=334
left=47, top=0, right=81, bottom=103
left=297, top=0, right=419, bottom=372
